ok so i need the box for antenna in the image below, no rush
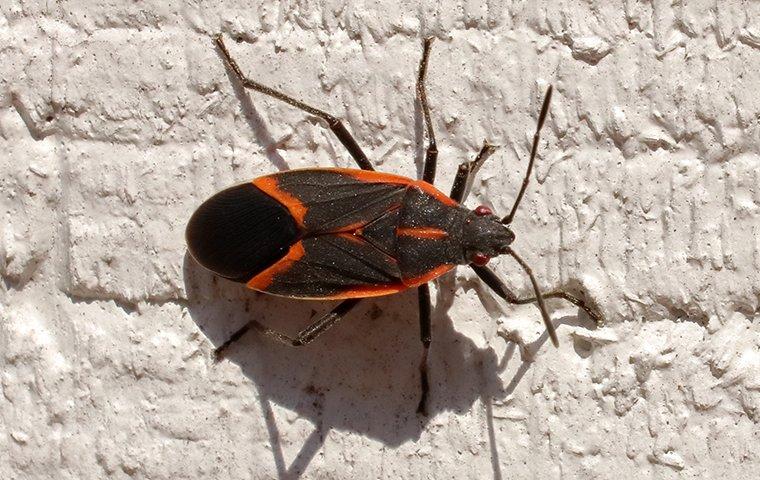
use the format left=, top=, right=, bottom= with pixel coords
left=502, top=85, right=553, bottom=225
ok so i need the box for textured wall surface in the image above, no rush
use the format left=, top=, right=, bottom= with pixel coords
left=2, top=1, right=759, bottom=479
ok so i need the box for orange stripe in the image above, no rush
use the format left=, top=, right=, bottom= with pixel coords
left=339, top=168, right=458, bottom=207
left=333, top=221, right=367, bottom=234
left=266, top=283, right=408, bottom=300
left=252, top=176, right=307, bottom=226
left=322, top=283, right=409, bottom=299
left=403, top=264, right=454, bottom=287
left=341, top=168, right=418, bottom=185
left=247, top=241, right=305, bottom=291
left=336, top=232, right=364, bottom=244
left=396, top=227, right=448, bottom=240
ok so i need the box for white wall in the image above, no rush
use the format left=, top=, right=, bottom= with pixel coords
left=1, top=1, right=759, bottom=478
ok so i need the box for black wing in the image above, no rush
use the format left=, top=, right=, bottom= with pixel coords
left=186, top=183, right=298, bottom=282
left=249, top=234, right=405, bottom=299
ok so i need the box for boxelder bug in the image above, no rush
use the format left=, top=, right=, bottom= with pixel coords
left=187, top=35, right=603, bottom=415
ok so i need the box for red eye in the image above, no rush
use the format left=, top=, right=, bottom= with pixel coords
left=472, top=253, right=490, bottom=266
left=474, top=205, right=492, bottom=216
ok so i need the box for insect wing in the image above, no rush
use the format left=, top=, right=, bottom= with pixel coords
left=247, top=233, right=406, bottom=299
left=186, top=183, right=299, bottom=281
left=253, top=169, right=408, bottom=234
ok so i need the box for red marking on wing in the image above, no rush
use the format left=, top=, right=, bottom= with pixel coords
left=321, top=283, right=409, bottom=299
left=339, top=168, right=458, bottom=207
left=247, top=241, right=305, bottom=291
left=332, top=221, right=367, bottom=234
left=335, top=232, right=365, bottom=244
left=252, top=177, right=307, bottom=227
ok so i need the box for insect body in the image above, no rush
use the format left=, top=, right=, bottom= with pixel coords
left=188, top=168, right=514, bottom=299
left=187, top=35, right=603, bottom=415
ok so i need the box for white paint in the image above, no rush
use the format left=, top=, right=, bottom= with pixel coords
left=1, top=1, right=759, bottom=478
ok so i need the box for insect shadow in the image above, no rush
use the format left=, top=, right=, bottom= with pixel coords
left=183, top=253, right=526, bottom=446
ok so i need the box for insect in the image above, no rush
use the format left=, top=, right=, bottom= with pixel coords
left=187, top=35, right=603, bottom=415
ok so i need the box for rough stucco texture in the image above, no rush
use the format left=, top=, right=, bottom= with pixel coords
left=2, top=1, right=760, bottom=479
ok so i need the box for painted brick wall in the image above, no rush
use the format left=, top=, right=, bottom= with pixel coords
left=2, top=1, right=758, bottom=478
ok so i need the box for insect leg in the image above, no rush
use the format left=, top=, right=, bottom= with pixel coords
left=471, top=264, right=603, bottom=339
left=214, top=299, right=361, bottom=360
left=517, top=290, right=603, bottom=325
left=417, top=37, right=438, bottom=184
left=448, top=141, right=498, bottom=203
left=214, top=34, right=373, bottom=171
left=416, top=283, right=432, bottom=415
left=291, top=298, right=362, bottom=345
